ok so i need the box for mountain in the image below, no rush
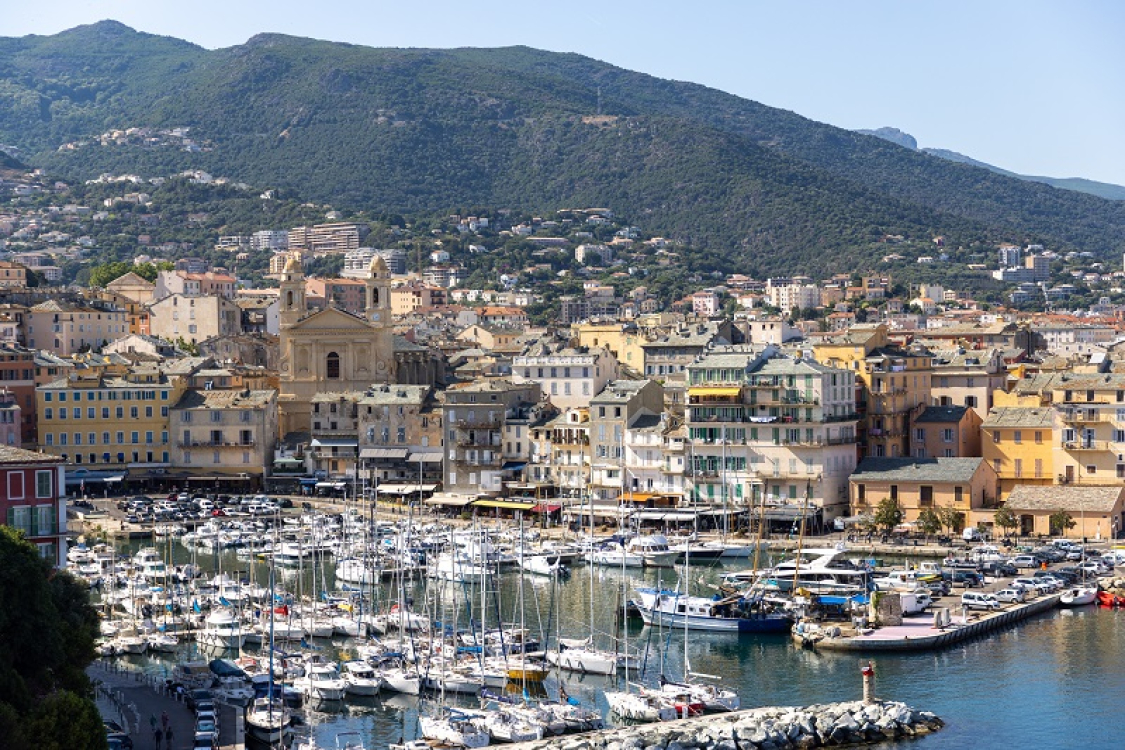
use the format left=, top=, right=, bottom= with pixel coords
left=860, top=127, right=1125, bottom=202
left=2, top=21, right=1124, bottom=274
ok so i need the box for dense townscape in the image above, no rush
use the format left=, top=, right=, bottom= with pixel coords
left=3, top=18, right=1125, bottom=750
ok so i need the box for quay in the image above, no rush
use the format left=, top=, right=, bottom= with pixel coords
left=504, top=699, right=943, bottom=750
left=90, top=659, right=242, bottom=750
left=794, top=593, right=1061, bottom=651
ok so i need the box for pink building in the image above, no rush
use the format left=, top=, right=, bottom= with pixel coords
left=0, top=446, right=66, bottom=567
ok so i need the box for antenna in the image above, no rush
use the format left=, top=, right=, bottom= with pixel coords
left=597, top=86, right=602, bottom=116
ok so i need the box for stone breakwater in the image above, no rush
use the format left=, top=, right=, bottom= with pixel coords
left=508, top=700, right=943, bottom=750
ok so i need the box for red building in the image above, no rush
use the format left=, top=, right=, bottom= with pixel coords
left=0, top=344, right=36, bottom=445
left=0, top=446, right=66, bottom=567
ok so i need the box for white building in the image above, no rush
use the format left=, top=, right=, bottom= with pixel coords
left=512, top=343, right=620, bottom=410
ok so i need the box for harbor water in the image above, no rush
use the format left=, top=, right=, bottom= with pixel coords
left=102, top=539, right=1125, bottom=749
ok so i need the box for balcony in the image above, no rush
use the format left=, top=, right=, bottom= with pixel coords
left=455, top=436, right=500, bottom=448
left=178, top=440, right=256, bottom=448
left=1062, top=440, right=1110, bottom=452
left=452, top=416, right=502, bottom=429
left=1061, top=410, right=1112, bottom=424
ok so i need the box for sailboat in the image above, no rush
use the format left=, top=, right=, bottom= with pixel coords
left=245, top=534, right=292, bottom=746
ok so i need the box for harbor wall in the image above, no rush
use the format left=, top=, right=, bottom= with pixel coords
left=507, top=700, right=943, bottom=750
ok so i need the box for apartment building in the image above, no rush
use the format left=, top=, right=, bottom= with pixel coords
left=588, top=379, right=664, bottom=502
left=686, top=349, right=859, bottom=523
left=391, top=282, right=448, bottom=315
left=927, top=347, right=1007, bottom=419
left=169, top=389, right=278, bottom=482
left=25, top=299, right=129, bottom=356
left=528, top=408, right=590, bottom=498
left=288, top=222, right=363, bottom=254
left=0, top=446, right=67, bottom=567
left=512, top=343, right=619, bottom=410
left=0, top=261, right=27, bottom=288
left=981, top=406, right=1056, bottom=499
left=36, top=367, right=187, bottom=472
left=814, top=324, right=932, bottom=460
left=304, top=277, right=366, bottom=317
left=442, top=379, right=544, bottom=496
left=148, top=294, right=241, bottom=344
left=910, top=405, right=982, bottom=459
left=357, top=384, right=444, bottom=485
left=154, top=270, right=237, bottom=300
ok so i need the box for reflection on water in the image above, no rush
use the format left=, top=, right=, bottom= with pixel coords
left=101, top=541, right=1125, bottom=749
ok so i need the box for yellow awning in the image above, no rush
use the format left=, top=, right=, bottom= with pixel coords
left=689, top=386, right=742, bottom=397
left=472, top=499, right=536, bottom=511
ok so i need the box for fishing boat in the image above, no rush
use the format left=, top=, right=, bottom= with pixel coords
left=633, top=588, right=792, bottom=633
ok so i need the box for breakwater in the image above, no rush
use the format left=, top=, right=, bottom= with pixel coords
left=507, top=700, right=943, bottom=750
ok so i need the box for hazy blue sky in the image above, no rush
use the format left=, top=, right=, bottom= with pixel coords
left=7, top=1, right=1124, bottom=184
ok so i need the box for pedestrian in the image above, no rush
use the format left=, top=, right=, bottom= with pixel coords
left=161, top=710, right=169, bottom=731
left=165, top=724, right=174, bottom=750
left=154, top=727, right=163, bottom=750
left=150, top=714, right=157, bottom=732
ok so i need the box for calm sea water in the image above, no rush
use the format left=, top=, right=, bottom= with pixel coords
left=106, top=541, right=1125, bottom=749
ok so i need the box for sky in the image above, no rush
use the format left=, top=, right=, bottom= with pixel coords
left=6, top=1, right=1125, bottom=185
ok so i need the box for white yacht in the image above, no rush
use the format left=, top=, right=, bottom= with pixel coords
left=199, top=608, right=246, bottom=650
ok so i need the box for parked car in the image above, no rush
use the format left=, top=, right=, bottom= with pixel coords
left=185, top=688, right=213, bottom=711
left=924, top=579, right=952, bottom=597
left=1011, top=555, right=1039, bottom=570
left=962, top=592, right=1000, bottom=611
left=994, top=588, right=1026, bottom=604
left=981, top=561, right=1019, bottom=578
left=1013, top=577, right=1055, bottom=595
left=942, top=569, right=983, bottom=588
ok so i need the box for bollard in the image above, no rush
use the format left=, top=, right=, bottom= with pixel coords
left=861, top=661, right=875, bottom=705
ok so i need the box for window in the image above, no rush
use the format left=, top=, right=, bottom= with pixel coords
left=116, top=432, right=124, bottom=444
left=87, top=407, right=94, bottom=419
left=1014, top=458, right=1023, bottom=478
left=1087, top=465, right=1097, bottom=475
left=954, top=486, right=964, bottom=504
left=184, top=451, right=191, bottom=464
left=183, top=411, right=192, bottom=423
left=58, top=407, right=67, bottom=419
left=115, top=407, right=123, bottom=419
left=211, top=411, right=222, bottom=423
left=145, top=406, right=153, bottom=418
left=1034, top=431, right=1043, bottom=444
left=35, top=470, right=52, bottom=498
left=1034, top=458, right=1043, bottom=478
left=131, top=432, right=139, bottom=444
left=130, top=406, right=138, bottom=419
left=992, top=430, right=1000, bottom=443
left=102, top=432, right=110, bottom=444
left=890, top=485, right=898, bottom=501
left=914, top=428, right=924, bottom=441
left=920, top=485, right=933, bottom=506
left=88, top=432, right=96, bottom=445
left=326, top=352, right=341, bottom=379
left=1013, top=430, right=1022, bottom=444
left=856, top=484, right=865, bottom=502
left=43, top=408, right=52, bottom=420
left=101, top=408, right=109, bottom=419
left=942, top=429, right=954, bottom=443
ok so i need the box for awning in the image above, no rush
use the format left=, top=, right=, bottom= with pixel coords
left=410, top=451, right=444, bottom=463
left=472, top=499, right=536, bottom=511
left=424, top=493, right=476, bottom=507
left=310, top=439, right=358, bottom=448
left=315, top=481, right=347, bottom=490
left=688, top=386, right=742, bottom=397
left=762, top=506, right=823, bottom=521
left=620, top=492, right=663, bottom=504
left=298, top=477, right=319, bottom=485
left=531, top=503, right=563, bottom=513
left=66, top=472, right=127, bottom=485
left=376, top=483, right=440, bottom=495
left=501, top=461, right=527, bottom=471
left=359, top=448, right=410, bottom=460
left=186, top=475, right=253, bottom=482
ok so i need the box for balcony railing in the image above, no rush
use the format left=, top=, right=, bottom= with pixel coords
left=1062, top=440, right=1110, bottom=451
left=179, top=440, right=256, bottom=448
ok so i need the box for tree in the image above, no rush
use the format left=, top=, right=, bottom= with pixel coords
left=1050, top=510, right=1076, bottom=537
left=873, top=497, right=903, bottom=533
left=994, top=505, right=1019, bottom=540
left=936, top=505, right=966, bottom=535
left=0, top=527, right=103, bottom=749
left=916, top=508, right=942, bottom=540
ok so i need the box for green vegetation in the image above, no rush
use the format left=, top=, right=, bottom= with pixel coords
left=993, top=506, right=1019, bottom=539
left=916, top=508, right=942, bottom=539
left=88, top=259, right=172, bottom=287
left=0, top=526, right=104, bottom=750
left=873, top=497, right=904, bottom=533
left=0, top=22, right=1122, bottom=276
left=1050, top=511, right=1076, bottom=536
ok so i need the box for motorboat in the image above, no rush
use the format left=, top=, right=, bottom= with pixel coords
left=586, top=542, right=643, bottom=568
left=299, top=663, right=347, bottom=701
left=427, top=552, right=492, bottom=584
left=625, top=535, right=680, bottom=568
left=341, top=660, right=382, bottom=696
left=1060, top=586, right=1098, bottom=607
left=245, top=697, right=291, bottom=745
left=419, top=709, right=490, bottom=748
left=633, top=588, right=792, bottom=633
left=518, top=554, right=570, bottom=577
left=199, top=608, right=246, bottom=650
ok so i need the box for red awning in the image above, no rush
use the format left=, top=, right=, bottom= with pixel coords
left=531, top=503, right=562, bottom=513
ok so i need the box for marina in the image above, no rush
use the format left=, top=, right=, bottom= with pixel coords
left=76, top=501, right=1125, bottom=749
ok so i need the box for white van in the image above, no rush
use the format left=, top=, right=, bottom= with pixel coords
left=962, top=592, right=1000, bottom=611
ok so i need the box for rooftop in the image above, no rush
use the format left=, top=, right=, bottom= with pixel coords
left=1004, top=485, right=1123, bottom=514
left=981, top=407, right=1056, bottom=429
left=851, top=457, right=985, bottom=484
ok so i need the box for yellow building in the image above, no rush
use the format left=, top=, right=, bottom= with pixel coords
left=813, top=323, right=932, bottom=460
left=572, top=321, right=646, bottom=372
left=981, top=406, right=1056, bottom=500
left=850, top=456, right=997, bottom=527
left=37, top=366, right=187, bottom=471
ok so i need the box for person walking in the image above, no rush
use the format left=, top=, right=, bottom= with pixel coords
left=164, top=724, right=174, bottom=750
left=154, top=726, right=163, bottom=750
left=161, top=710, right=169, bottom=731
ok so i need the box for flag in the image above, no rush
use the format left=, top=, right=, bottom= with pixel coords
left=219, top=596, right=232, bottom=607
left=273, top=605, right=289, bottom=616
left=192, top=599, right=201, bottom=614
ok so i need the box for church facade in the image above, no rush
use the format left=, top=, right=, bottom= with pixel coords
left=277, top=256, right=395, bottom=436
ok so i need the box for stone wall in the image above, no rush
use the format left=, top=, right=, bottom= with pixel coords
left=508, top=700, right=943, bottom=750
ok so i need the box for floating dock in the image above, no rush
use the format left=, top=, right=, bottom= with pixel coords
left=794, top=593, right=1061, bottom=651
